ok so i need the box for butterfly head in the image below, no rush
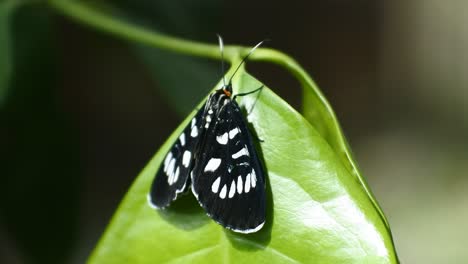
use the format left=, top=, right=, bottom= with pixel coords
left=222, top=83, right=233, bottom=97
left=216, top=35, right=267, bottom=99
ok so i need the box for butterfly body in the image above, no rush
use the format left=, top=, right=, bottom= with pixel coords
left=149, top=84, right=266, bottom=233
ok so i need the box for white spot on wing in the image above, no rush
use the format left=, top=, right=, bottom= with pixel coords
left=163, top=152, right=173, bottom=171
left=167, top=158, right=176, bottom=182
left=191, top=118, right=196, bottom=127
left=232, top=146, right=249, bottom=159
left=167, top=171, right=173, bottom=184
left=182, top=151, right=191, bottom=168
left=173, top=166, right=180, bottom=184
left=219, top=184, right=227, bottom=199
left=206, top=115, right=212, bottom=122
left=211, top=177, right=221, bottom=193
left=216, top=132, right=228, bottom=145
left=204, top=158, right=221, bottom=172
left=228, top=180, right=236, bottom=198
left=190, top=125, right=198, bottom=137
left=208, top=109, right=213, bottom=114
left=231, top=221, right=265, bottom=234
left=237, top=175, right=243, bottom=194
left=245, top=173, right=251, bottom=193
left=229, top=128, right=240, bottom=139
left=179, top=133, right=186, bottom=146
left=251, top=169, right=257, bottom=188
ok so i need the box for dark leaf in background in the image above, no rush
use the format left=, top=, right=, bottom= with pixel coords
left=0, top=0, right=21, bottom=107
left=0, top=5, right=80, bottom=264
left=133, top=45, right=218, bottom=116
left=111, top=0, right=222, bottom=116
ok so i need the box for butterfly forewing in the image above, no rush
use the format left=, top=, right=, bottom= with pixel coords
left=191, top=96, right=266, bottom=233
left=148, top=105, right=206, bottom=208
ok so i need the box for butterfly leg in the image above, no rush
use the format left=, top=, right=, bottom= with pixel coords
left=233, top=85, right=264, bottom=100
left=234, top=85, right=264, bottom=116
left=234, top=85, right=265, bottom=143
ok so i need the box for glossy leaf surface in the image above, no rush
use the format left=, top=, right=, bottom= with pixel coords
left=90, top=71, right=398, bottom=263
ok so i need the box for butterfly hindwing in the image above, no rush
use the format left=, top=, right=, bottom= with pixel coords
left=148, top=105, right=206, bottom=208
left=191, top=96, right=266, bottom=233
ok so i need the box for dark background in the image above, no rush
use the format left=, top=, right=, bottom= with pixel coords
left=1, top=1, right=467, bottom=263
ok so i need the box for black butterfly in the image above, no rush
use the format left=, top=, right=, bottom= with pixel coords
left=148, top=36, right=266, bottom=233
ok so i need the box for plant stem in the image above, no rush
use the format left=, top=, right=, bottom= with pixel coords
left=46, top=1, right=320, bottom=89
left=45, top=1, right=308, bottom=75
left=47, top=0, right=252, bottom=61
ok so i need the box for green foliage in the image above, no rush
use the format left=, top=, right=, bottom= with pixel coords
left=89, top=70, right=398, bottom=263
left=1, top=1, right=399, bottom=263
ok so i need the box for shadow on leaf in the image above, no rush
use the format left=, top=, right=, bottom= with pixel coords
left=156, top=191, right=210, bottom=231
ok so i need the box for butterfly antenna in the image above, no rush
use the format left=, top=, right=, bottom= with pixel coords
left=228, top=40, right=266, bottom=85
left=217, top=34, right=227, bottom=88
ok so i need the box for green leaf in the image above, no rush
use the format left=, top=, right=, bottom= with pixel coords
left=300, top=71, right=391, bottom=230
left=89, top=70, right=398, bottom=263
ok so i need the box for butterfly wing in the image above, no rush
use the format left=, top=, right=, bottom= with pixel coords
left=191, top=100, right=266, bottom=233
left=148, top=105, right=206, bottom=209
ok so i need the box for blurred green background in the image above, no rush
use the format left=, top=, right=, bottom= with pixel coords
left=1, top=0, right=467, bottom=263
